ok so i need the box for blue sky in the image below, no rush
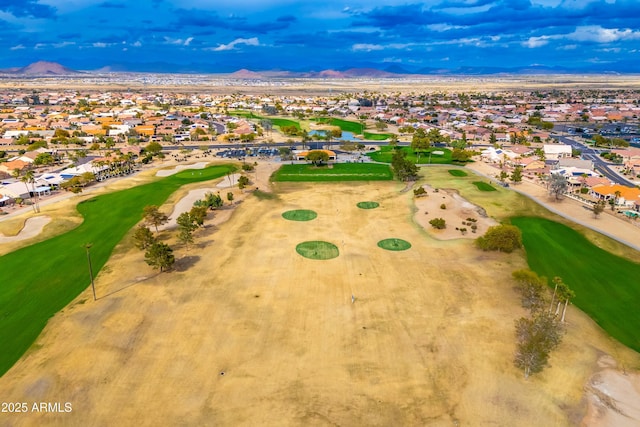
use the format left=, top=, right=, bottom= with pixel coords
left=1, top=0, right=639, bottom=72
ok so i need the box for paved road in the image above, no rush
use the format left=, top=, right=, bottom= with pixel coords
left=554, top=135, right=637, bottom=188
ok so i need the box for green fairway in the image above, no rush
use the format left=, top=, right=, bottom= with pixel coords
left=228, top=111, right=301, bottom=130
left=511, top=216, right=640, bottom=352
left=272, top=163, right=393, bottom=182
left=363, top=132, right=391, bottom=141
left=448, top=169, right=468, bottom=177
left=296, top=241, right=340, bottom=260
left=367, top=146, right=453, bottom=164
left=472, top=181, right=497, bottom=191
left=313, top=117, right=364, bottom=134
left=0, top=164, right=235, bottom=376
left=282, top=209, right=318, bottom=221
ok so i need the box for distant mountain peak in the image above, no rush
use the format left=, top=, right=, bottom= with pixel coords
left=229, top=69, right=263, bottom=79
left=17, top=61, right=80, bottom=75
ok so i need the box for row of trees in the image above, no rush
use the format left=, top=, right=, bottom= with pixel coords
left=512, top=270, right=574, bottom=378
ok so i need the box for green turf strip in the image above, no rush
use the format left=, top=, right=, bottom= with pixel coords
left=366, top=146, right=453, bottom=164
left=448, top=169, right=468, bottom=177
left=472, top=181, right=497, bottom=191
left=377, top=238, right=412, bottom=251
left=296, top=241, right=339, bottom=260
left=0, top=164, right=235, bottom=376
left=511, top=216, right=640, bottom=352
left=282, top=210, right=318, bottom=221
left=272, top=163, right=393, bottom=182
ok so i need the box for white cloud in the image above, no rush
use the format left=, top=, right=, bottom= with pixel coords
left=132, top=41, right=142, bottom=47
left=523, top=36, right=550, bottom=48
left=352, top=43, right=384, bottom=52
left=164, top=36, right=194, bottom=46
left=568, top=26, right=640, bottom=43
left=93, top=42, right=107, bottom=48
left=10, top=44, right=25, bottom=50
left=54, top=41, right=75, bottom=48
left=211, top=37, right=260, bottom=51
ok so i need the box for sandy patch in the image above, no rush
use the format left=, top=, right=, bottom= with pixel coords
left=0, top=216, right=51, bottom=243
left=159, top=188, right=218, bottom=231
left=581, top=356, right=640, bottom=427
left=413, top=183, right=498, bottom=239
left=155, top=161, right=210, bottom=177
left=216, top=173, right=240, bottom=188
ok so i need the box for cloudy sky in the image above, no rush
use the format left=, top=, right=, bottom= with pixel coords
left=1, top=0, right=639, bottom=72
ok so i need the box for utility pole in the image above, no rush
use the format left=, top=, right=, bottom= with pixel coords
left=85, top=243, right=97, bottom=301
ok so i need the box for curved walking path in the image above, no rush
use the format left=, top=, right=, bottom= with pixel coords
left=466, top=161, right=640, bottom=253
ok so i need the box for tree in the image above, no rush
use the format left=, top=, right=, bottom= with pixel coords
left=475, top=224, right=523, bottom=253
left=512, top=269, right=548, bottom=313
left=189, top=206, right=208, bottom=226
left=556, top=281, right=575, bottom=323
left=451, top=148, right=472, bottom=163
left=20, top=170, right=39, bottom=213
left=226, top=192, right=234, bottom=204
left=490, top=131, right=497, bottom=147
left=132, top=225, right=156, bottom=250
left=510, top=166, right=523, bottom=184
left=33, top=152, right=54, bottom=166
left=548, top=174, right=568, bottom=200
left=306, top=150, right=329, bottom=166
left=411, top=128, right=430, bottom=155
left=237, top=175, right=250, bottom=190
left=514, top=312, right=563, bottom=378
left=391, top=149, right=419, bottom=181
left=429, top=218, right=446, bottom=229
left=144, top=141, right=163, bottom=156
left=200, top=192, right=224, bottom=209
left=177, top=212, right=198, bottom=249
left=592, top=200, right=605, bottom=218
left=144, top=242, right=175, bottom=272
left=143, top=205, right=169, bottom=232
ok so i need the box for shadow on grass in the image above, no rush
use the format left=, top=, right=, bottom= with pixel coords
left=174, top=255, right=201, bottom=272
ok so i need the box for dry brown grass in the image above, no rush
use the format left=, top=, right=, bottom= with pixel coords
left=1, top=173, right=638, bottom=426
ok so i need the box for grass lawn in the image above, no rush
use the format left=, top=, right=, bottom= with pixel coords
left=448, top=169, right=469, bottom=177
left=312, top=117, right=364, bottom=134
left=367, top=146, right=453, bottom=164
left=472, top=181, right=497, bottom=191
left=228, top=111, right=301, bottom=130
left=511, top=216, right=640, bottom=353
left=363, top=132, right=391, bottom=141
left=296, top=241, right=340, bottom=260
left=0, top=164, right=235, bottom=376
left=282, top=209, right=318, bottom=221
left=272, top=163, right=393, bottom=182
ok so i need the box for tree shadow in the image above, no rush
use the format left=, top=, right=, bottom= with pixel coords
left=98, top=271, right=162, bottom=299
left=174, top=255, right=201, bottom=272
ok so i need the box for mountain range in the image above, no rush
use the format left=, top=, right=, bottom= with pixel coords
left=0, top=61, right=635, bottom=78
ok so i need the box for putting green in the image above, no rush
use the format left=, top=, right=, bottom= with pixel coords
left=472, top=181, right=497, bottom=191
left=356, top=201, right=380, bottom=209
left=296, top=241, right=339, bottom=260
left=448, top=169, right=468, bottom=177
left=282, top=209, right=318, bottom=221
left=377, top=238, right=412, bottom=251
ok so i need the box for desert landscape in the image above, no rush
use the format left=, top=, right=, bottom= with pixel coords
left=0, top=160, right=639, bottom=426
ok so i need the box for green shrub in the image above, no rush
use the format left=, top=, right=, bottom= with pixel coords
left=429, top=218, right=446, bottom=229
left=476, top=224, right=522, bottom=253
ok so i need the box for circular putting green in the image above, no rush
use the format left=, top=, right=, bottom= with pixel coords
left=377, top=238, right=412, bottom=251
left=282, top=209, right=318, bottom=221
left=296, top=241, right=340, bottom=260
left=357, top=201, right=380, bottom=209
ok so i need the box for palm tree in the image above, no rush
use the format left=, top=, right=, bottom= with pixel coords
left=21, top=170, right=39, bottom=213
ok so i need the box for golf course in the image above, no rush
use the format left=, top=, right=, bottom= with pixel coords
left=0, top=161, right=639, bottom=426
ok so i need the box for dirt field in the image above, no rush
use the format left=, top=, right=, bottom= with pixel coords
left=1, top=160, right=639, bottom=426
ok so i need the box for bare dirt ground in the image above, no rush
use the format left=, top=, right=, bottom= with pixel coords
left=1, top=160, right=639, bottom=426
left=413, top=183, right=498, bottom=240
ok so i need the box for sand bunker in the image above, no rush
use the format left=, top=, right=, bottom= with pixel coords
left=413, top=184, right=497, bottom=240
left=216, top=173, right=241, bottom=188
left=0, top=216, right=51, bottom=243
left=159, top=188, right=217, bottom=231
left=155, top=162, right=209, bottom=177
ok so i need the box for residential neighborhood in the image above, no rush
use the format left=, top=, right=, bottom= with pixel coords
left=1, top=85, right=640, bottom=216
